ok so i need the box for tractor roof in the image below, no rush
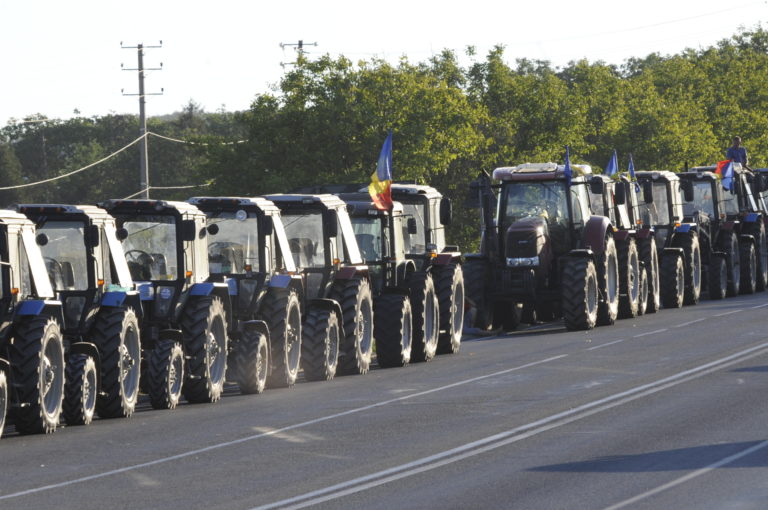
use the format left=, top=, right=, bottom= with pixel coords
left=16, top=204, right=114, bottom=222
left=187, top=196, right=281, bottom=215
left=390, top=183, right=442, bottom=199
left=0, top=209, right=36, bottom=228
left=266, top=193, right=348, bottom=211
left=343, top=199, right=404, bottom=217
left=492, top=162, right=592, bottom=181
left=100, top=199, right=204, bottom=217
left=634, top=170, right=680, bottom=182
left=679, top=170, right=719, bottom=181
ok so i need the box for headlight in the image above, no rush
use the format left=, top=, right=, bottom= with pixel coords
left=154, top=285, right=176, bottom=318
left=506, top=256, right=540, bottom=267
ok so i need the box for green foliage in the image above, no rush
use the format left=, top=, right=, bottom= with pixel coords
left=4, top=27, right=768, bottom=250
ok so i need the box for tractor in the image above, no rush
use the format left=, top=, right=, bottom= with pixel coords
left=16, top=204, right=142, bottom=426
left=101, top=200, right=232, bottom=409
left=634, top=171, right=701, bottom=307
left=187, top=196, right=305, bottom=391
left=465, top=162, right=619, bottom=332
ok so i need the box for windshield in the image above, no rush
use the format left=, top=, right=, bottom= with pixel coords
left=350, top=217, right=384, bottom=263
left=119, top=215, right=179, bottom=281
left=401, top=203, right=426, bottom=254
left=282, top=213, right=325, bottom=268
left=39, top=221, right=89, bottom=291
left=682, top=181, right=715, bottom=217
left=721, top=185, right=739, bottom=216
left=501, top=181, right=569, bottom=228
left=206, top=211, right=259, bottom=274
left=638, top=182, right=671, bottom=226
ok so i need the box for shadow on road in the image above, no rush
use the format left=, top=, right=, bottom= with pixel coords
left=528, top=441, right=768, bottom=472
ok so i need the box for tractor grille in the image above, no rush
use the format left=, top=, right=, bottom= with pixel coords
left=506, top=230, right=540, bottom=258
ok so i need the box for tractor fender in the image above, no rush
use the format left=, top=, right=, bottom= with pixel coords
left=238, top=319, right=271, bottom=345
left=739, top=233, right=756, bottom=245
left=674, top=223, right=697, bottom=234
left=307, top=298, right=344, bottom=322
left=101, top=291, right=127, bottom=308
left=636, top=227, right=654, bottom=239
left=397, top=259, right=418, bottom=286
left=188, top=282, right=233, bottom=330
left=70, top=341, right=102, bottom=394
left=613, top=230, right=632, bottom=242
left=584, top=216, right=613, bottom=254
left=15, top=300, right=65, bottom=328
left=743, top=212, right=760, bottom=223
left=333, top=265, right=369, bottom=281
left=433, top=253, right=454, bottom=266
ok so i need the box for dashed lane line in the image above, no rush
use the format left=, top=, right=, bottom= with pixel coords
left=633, top=328, right=668, bottom=338
left=587, top=339, right=626, bottom=351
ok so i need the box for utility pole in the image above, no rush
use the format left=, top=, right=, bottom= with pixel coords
left=279, top=40, right=317, bottom=67
left=121, top=41, right=163, bottom=199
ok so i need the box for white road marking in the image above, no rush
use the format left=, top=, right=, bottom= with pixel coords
left=673, top=318, right=706, bottom=328
left=632, top=328, right=668, bottom=338
left=750, top=302, right=768, bottom=309
left=587, top=339, right=626, bottom=351
left=250, top=342, right=768, bottom=510
left=714, top=309, right=742, bottom=317
left=603, top=440, right=768, bottom=510
left=0, top=354, right=569, bottom=501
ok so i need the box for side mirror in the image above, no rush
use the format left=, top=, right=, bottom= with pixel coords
left=439, top=197, right=452, bottom=226
left=261, top=216, right=274, bottom=236
left=181, top=219, right=197, bottom=241
left=614, top=182, right=626, bottom=205
left=115, top=228, right=128, bottom=241
left=206, top=223, right=219, bottom=235
left=642, top=181, right=654, bottom=203
left=323, top=210, right=338, bottom=238
left=407, top=217, right=418, bottom=235
left=680, top=180, right=694, bottom=202
left=589, top=177, right=604, bottom=195
left=87, top=224, right=100, bottom=247
left=35, top=233, right=49, bottom=246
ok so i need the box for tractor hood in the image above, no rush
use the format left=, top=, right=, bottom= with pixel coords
left=504, top=216, right=552, bottom=268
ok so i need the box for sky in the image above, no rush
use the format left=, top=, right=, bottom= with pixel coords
left=1, top=0, right=766, bottom=125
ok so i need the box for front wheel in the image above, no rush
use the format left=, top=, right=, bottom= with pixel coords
left=708, top=254, right=727, bottom=300
left=596, top=237, right=619, bottom=326
left=94, top=307, right=141, bottom=419
left=617, top=239, right=640, bottom=319
left=259, top=289, right=302, bottom=388
left=637, top=265, right=648, bottom=316
left=301, top=307, right=341, bottom=381
left=561, top=257, right=598, bottom=331
left=374, top=294, right=413, bottom=368
left=408, top=272, right=439, bottom=362
left=436, top=264, right=464, bottom=355
left=148, top=340, right=184, bottom=410
left=63, top=353, right=97, bottom=426
left=740, top=241, right=757, bottom=294
left=639, top=237, right=660, bottom=313
left=329, top=278, right=374, bottom=375
left=676, top=233, right=701, bottom=305
left=661, top=252, right=685, bottom=308
left=234, top=330, right=268, bottom=394
left=722, top=233, right=741, bottom=297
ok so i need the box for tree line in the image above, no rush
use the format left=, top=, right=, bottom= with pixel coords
left=2, top=26, right=767, bottom=250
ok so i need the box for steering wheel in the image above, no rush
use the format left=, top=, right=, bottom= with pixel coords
left=44, top=256, right=63, bottom=273
left=124, top=249, right=155, bottom=264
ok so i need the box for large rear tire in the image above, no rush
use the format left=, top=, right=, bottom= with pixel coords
left=329, top=278, right=373, bottom=375
left=617, top=239, right=640, bottom=319
left=148, top=340, right=184, bottom=410
left=9, top=317, right=64, bottom=434
left=746, top=221, right=767, bottom=291
left=676, top=233, right=702, bottom=305
left=639, top=237, right=660, bottom=313
left=596, top=237, right=619, bottom=326
left=462, top=259, right=493, bottom=330
left=708, top=254, right=727, bottom=300
left=259, top=289, right=302, bottom=388
left=661, top=252, right=685, bottom=308
left=63, top=353, right=97, bottom=426
left=740, top=241, right=757, bottom=294
left=722, top=232, right=741, bottom=297
left=561, top=257, right=598, bottom=331
left=94, top=307, right=141, bottom=418
left=374, top=294, right=412, bottom=368
left=234, top=330, right=268, bottom=394
left=408, top=272, right=439, bottom=363
left=301, top=307, right=341, bottom=381
left=181, top=296, right=228, bottom=402
left=436, top=264, right=464, bottom=354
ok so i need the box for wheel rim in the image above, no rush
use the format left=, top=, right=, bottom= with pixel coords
left=208, top=313, right=227, bottom=384
left=692, top=246, right=701, bottom=290
left=84, top=361, right=97, bottom=416
left=750, top=248, right=756, bottom=284
left=425, top=292, right=437, bottom=346
left=587, top=270, right=598, bottom=315
left=286, top=304, right=302, bottom=372
left=120, top=322, right=141, bottom=400
left=169, top=348, right=183, bottom=397
left=451, top=282, right=465, bottom=339
left=326, top=319, right=339, bottom=367
left=676, top=259, right=685, bottom=299
left=257, top=339, right=268, bottom=383
left=356, top=298, right=373, bottom=355
left=629, top=251, right=639, bottom=303
left=402, top=307, right=412, bottom=355
left=607, top=253, right=618, bottom=302
left=41, top=334, right=63, bottom=420
left=731, top=237, right=740, bottom=283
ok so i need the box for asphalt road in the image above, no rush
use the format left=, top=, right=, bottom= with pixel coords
left=2, top=291, right=768, bottom=510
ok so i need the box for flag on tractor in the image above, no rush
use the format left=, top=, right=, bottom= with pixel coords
left=563, top=145, right=573, bottom=186
left=369, top=131, right=394, bottom=210
left=628, top=153, right=640, bottom=193
left=605, top=149, right=618, bottom=177
left=716, top=159, right=735, bottom=191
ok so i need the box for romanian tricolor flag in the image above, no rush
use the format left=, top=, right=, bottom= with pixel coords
left=369, top=131, right=394, bottom=210
left=715, top=159, right=735, bottom=191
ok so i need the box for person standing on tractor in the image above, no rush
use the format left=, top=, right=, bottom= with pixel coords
left=726, top=136, right=749, bottom=168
